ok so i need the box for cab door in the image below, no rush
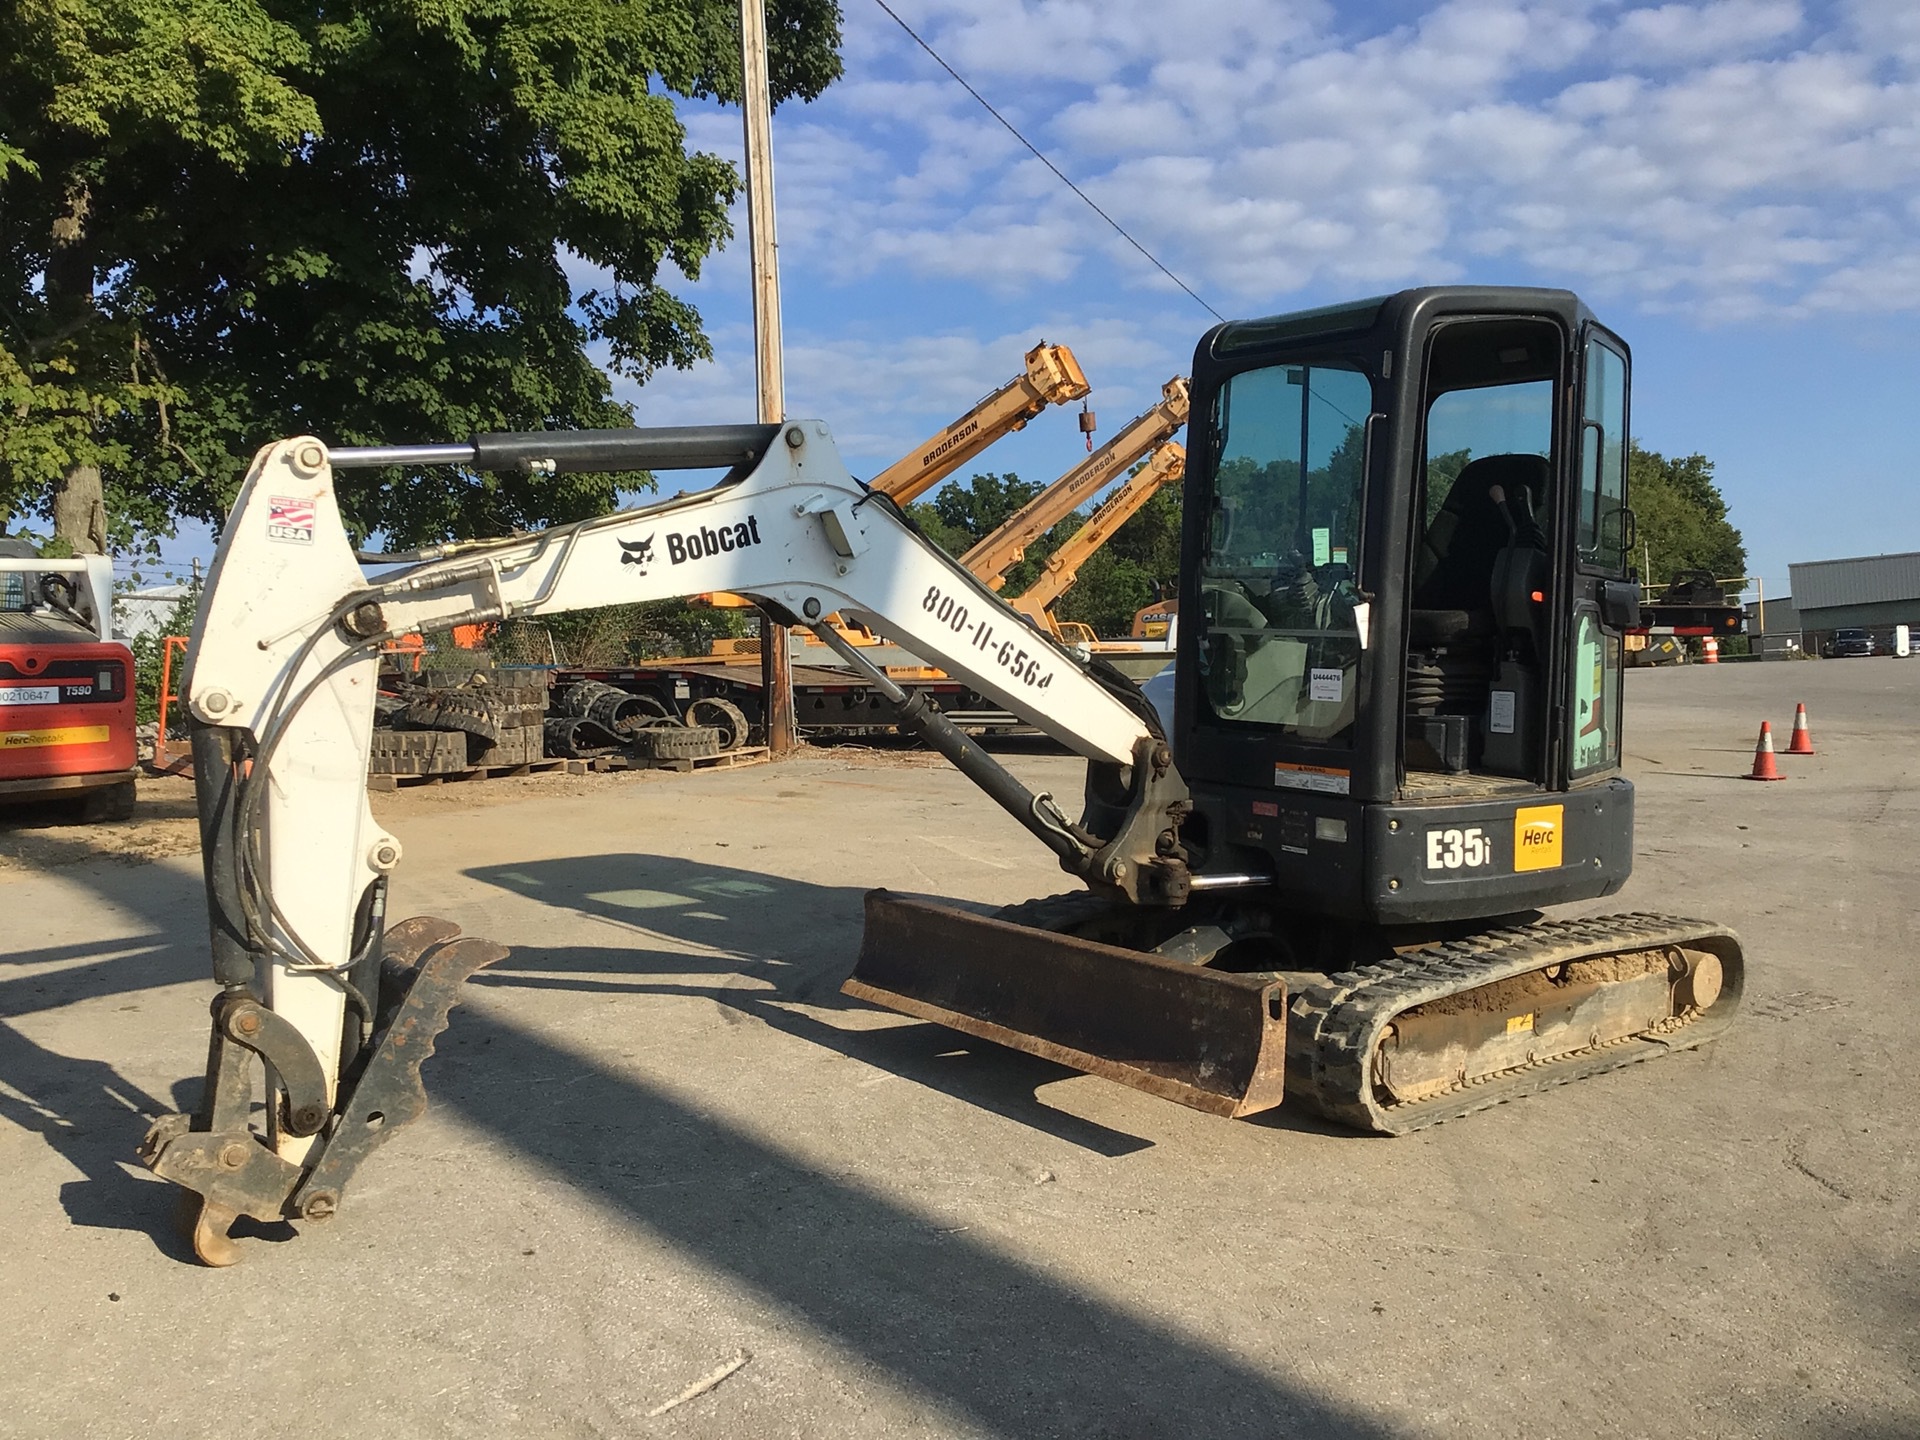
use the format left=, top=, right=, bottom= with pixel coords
left=1566, top=326, right=1632, bottom=782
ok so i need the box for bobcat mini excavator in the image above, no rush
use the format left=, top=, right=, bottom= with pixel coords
left=141, top=287, right=1743, bottom=1264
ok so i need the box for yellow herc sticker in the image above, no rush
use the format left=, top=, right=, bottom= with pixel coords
left=1512, top=804, right=1563, bottom=871
left=1505, top=1013, right=1535, bottom=1034
left=1, top=725, right=110, bottom=749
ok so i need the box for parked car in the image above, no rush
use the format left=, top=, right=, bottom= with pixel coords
left=1826, top=628, right=1875, bottom=658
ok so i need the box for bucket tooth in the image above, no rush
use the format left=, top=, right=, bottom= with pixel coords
left=846, top=890, right=1287, bottom=1118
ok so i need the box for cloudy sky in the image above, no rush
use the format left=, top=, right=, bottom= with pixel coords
left=607, top=0, right=1920, bottom=603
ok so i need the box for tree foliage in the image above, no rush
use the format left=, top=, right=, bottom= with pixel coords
left=0, top=0, right=842, bottom=549
left=1629, top=442, right=1746, bottom=588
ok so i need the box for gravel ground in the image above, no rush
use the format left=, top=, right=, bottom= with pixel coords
left=2, top=662, right=1916, bottom=1439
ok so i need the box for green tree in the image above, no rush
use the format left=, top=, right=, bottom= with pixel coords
left=907, top=470, right=1067, bottom=593
left=127, top=587, right=200, bottom=725
left=921, top=471, right=1045, bottom=544
left=1629, top=442, right=1746, bottom=589
left=1424, top=447, right=1473, bottom=528
left=911, top=464, right=1191, bottom=640
left=0, top=0, right=842, bottom=554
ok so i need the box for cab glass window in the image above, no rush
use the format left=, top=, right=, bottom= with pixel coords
left=1569, top=608, right=1623, bottom=775
left=1579, top=338, right=1628, bottom=573
left=1197, top=361, right=1373, bottom=743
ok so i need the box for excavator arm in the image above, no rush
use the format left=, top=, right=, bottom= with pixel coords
left=141, top=421, right=1289, bottom=1265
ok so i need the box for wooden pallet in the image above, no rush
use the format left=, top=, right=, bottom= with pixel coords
left=589, top=745, right=771, bottom=776
left=366, top=757, right=589, bottom=791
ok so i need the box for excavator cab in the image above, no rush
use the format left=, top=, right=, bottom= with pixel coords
left=1174, top=288, right=1643, bottom=925
left=856, top=289, right=1735, bottom=1136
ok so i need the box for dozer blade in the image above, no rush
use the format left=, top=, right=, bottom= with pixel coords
left=846, top=890, right=1288, bottom=1118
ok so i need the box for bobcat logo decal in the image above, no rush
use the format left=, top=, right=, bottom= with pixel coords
left=617, top=535, right=656, bottom=575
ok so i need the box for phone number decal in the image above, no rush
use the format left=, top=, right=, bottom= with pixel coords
left=922, top=584, right=1054, bottom=690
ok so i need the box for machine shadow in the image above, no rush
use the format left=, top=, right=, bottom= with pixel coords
left=466, top=853, right=1156, bottom=1157
left=437, top=1003, right=1392, bottom=1439
left=465, top=851, right=1353, bottom=1143
left=0, top=1021, right=198, bottom=1260
left=0, top=833, right=218, bottom=1254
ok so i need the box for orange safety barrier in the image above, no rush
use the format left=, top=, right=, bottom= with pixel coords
left=152, top=635, right=193, bottom=776
left=383, top=633, right=426, bottom=673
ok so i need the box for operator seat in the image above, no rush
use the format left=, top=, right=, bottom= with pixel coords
left=1409, top=453, right=1550, bottom=643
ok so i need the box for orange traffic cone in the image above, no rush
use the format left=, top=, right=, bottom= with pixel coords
left=1787, top=703, right=1816, bottom=754
left=1747, top=721, right=1785, bottom=780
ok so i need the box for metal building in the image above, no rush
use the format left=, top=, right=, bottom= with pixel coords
left=1786, top=552, right=1920, bottom=653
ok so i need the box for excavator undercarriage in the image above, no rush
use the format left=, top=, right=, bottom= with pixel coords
left=856, top=890, right=1741, bottom=1135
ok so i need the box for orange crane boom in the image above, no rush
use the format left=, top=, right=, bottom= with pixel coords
left=1010, top=442, right=1186, bottom=639
left=867, top=341, right=1090, bottom=503
left=959, top=377, right=1189, bottom=591
left=697, top=341, right=1090, bottom=613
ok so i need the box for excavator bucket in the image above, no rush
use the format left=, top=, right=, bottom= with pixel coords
left=845, top=891, right=1288, bottom=1118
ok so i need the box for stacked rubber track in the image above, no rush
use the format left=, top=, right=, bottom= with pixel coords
left=1288, top=911, right=1744, bottom=1134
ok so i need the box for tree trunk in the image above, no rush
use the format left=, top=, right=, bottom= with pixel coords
left=46, top=180, right=107, bottom=555
left=51, top=463, right=108, bottom=554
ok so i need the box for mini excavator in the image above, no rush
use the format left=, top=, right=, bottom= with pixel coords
left=141, top=287, right=1743, bottom=1263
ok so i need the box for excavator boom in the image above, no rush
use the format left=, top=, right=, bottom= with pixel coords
left=695, top=340, right=1089, bottom=612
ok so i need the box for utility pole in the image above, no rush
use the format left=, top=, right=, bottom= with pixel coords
left=740, top=0, right=796, bottom=756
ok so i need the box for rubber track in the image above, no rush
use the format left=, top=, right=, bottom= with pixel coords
left=1292, top=911, right=1744, bottom=1135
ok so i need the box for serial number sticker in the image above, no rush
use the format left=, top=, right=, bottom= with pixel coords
left=1273, top=762, right=1349, bottom=795
left=922, top=583, right=1054, bottom=690
left=0, top=686, right=60, bottom=706
left=1489, top=688, right=1516, bottom=735
left=1506, top=1013, right=1536, bottom=1034
left=1425, top=826, right=1491, bottom=870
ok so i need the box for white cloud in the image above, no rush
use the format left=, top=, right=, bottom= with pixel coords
left=785, top=0, right=1920, bottom=318
left=1612, top=2, right=1803, bottom=65
left=1846, top=0, right=1920, bottom=66
left=612, top=310, right=1188, bottom=480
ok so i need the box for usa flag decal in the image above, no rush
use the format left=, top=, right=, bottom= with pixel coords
left=267, top=496, right=316, bottom=544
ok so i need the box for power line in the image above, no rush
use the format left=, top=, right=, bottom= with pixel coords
left=870, top=0, right=1226, bottom=324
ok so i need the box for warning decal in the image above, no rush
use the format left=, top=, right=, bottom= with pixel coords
left=1274, top=761, right=1350, bottom=796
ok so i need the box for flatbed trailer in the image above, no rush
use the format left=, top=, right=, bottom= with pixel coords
left=1628, top=602, right=1745, bottom=638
